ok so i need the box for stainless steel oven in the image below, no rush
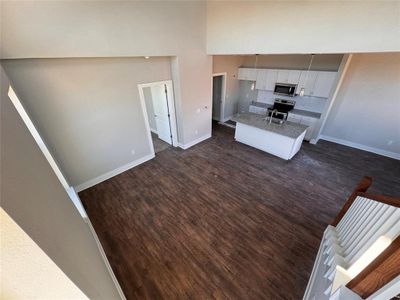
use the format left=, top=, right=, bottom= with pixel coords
left=274, top=83, right=297, bottom=97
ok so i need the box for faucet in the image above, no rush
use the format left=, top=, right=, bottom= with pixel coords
left=268, top=109, right=277, bottom=124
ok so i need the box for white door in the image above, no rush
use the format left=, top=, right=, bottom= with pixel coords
left=151, top=84, right=172, bottom=144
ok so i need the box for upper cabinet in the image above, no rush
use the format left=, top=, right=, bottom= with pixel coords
left=276, top=70, right=301, bottom=84
left=238, top=68, right=258, bottom=81
left=296, top=71, right=318, bottom=96
left=239, top=67, right=338, bottom=98
left=313, top=72, right=337, bottom=98
left=256, top=69, right=277, bottom=90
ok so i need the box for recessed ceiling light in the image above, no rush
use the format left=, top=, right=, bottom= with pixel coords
left=144, top=56, right=150, bottom=59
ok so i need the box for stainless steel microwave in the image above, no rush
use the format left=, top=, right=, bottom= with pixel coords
left=274, top=83, right=297, bottom=97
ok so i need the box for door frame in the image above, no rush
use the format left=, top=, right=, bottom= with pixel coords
left=212, top=73, right=227, bottom=122
left=138, top=80, right=178, bottom=152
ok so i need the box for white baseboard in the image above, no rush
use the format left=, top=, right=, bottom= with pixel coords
left=319, top=135, right=400, bottom=160
left=221, top=115, right=234, bottom=123
left=74, top=153, right=155, bottom=192
left=178, top=133, right=211, bottom=150
left=66, top=186, right=88, bottom=218
left=213, top=115, right=233, bottom=123
left=86, top=219, right=126, bottom=300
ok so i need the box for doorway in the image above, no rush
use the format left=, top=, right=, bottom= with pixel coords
left=138, top=80, right=178, bottom=154
left=212, top=73, right=226, bottom=122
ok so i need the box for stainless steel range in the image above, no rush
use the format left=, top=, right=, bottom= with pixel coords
left=266, top=99, right=295, bottom=124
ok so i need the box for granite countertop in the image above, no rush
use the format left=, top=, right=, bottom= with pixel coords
left=231, top=113, right=308, bottom=139
left=250, top=101, right=272, bottom=109
left=290, top=109, right=321, bottom=119
left=250, top=102, right=321, bottom=119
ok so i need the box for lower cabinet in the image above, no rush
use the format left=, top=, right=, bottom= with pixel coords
left=249, top=105, right=268, bottom=115
left=249, top=107, right=319, bottom=141
left=288, top=113, right=319, bottom=141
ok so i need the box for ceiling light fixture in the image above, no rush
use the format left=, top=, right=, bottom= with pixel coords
left=300, top=54, right=315, bottom=97
left=251, top=54, right=258, bottom=91
left=144, top=56, right=150, bottom=59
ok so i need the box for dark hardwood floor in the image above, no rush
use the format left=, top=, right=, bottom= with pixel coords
left=80, top=123, right=400, bottom=300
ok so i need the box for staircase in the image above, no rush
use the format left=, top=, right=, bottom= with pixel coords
left=304, top=177, right=400, bottom=300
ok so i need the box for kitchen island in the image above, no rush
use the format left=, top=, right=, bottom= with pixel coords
left=231, top=113, right=308, bottom=160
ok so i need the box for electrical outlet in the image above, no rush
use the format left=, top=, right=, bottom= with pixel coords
left=131, top=149, right=136, bottom=155
left=195, top=130, right=198, bottom=135
left=388, top=140, right=393, bottom=146
left=196, top=108, right=201, bottom=113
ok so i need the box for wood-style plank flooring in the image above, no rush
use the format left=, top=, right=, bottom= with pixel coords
left=80, top=123, right=400, bottom=300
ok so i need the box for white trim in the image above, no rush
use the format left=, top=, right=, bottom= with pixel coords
left=8, top=86, right=70, bottom=190
left=150, top=128, right=158, bottom=134
left=66, top=187, right=88, bottom=218
left=8, top=86, right=88, bottom=218
left=221, top=114, right=234, bottom=123
left=320, top=135, right=400, bottom=160
left=137, top=80, right=178, bottom=147
left=303, top=237, right=326, bottom=300
left=178, top=133, right=211, bottom=150
left=137, top=84, right=157, bottom=155
left=212, top=73, right=227, bottom=122
left=74, top=153, right=155, bottom=192
left=367, top=275, right=400, bottom=300
left=86, top=218, right=126, bottom=300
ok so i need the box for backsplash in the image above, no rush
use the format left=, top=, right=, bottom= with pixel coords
left=256, top=90, right=327, bottom=113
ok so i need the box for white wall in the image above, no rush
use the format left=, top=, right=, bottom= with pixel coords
left=2, top=57, right=171, bottom=187
left=207, top=1, right=400, bottom=54
left=322, top=53, right=400, bottom=159
left=242, top=54, right=343, bottom=71
left=1, top=208, right=88, bottom=299
left=213, top=55, right=244, bottom=119
left=0, top=66, right=121, bottom=299
left=1, top=0, right=212, bottom=145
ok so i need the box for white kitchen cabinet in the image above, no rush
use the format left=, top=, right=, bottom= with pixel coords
left=266, top=69, right=278, bottom=90
left=313, top=71, right=337, bottom=98
left=288, top=70, right=301, bottom=84
left=249, top=105, right=268, bottom=115
left=287, top=113, right=302, bottom=123
left=276, top=70, right=301, bottom=85
left=238, top=68, right=258, bottom=81
left=255, top=69, right=277, bottom=91
left=288, top=112, right=319, bottom=141
left=243, top=67, right=337, bottom=96
left=296, top=71, right=318, bottom=96
left=277, top=70, right=290, bottom=83
left=300, top=116, right=317, bottom=140
left=255, top=69, right=268, bottom=90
